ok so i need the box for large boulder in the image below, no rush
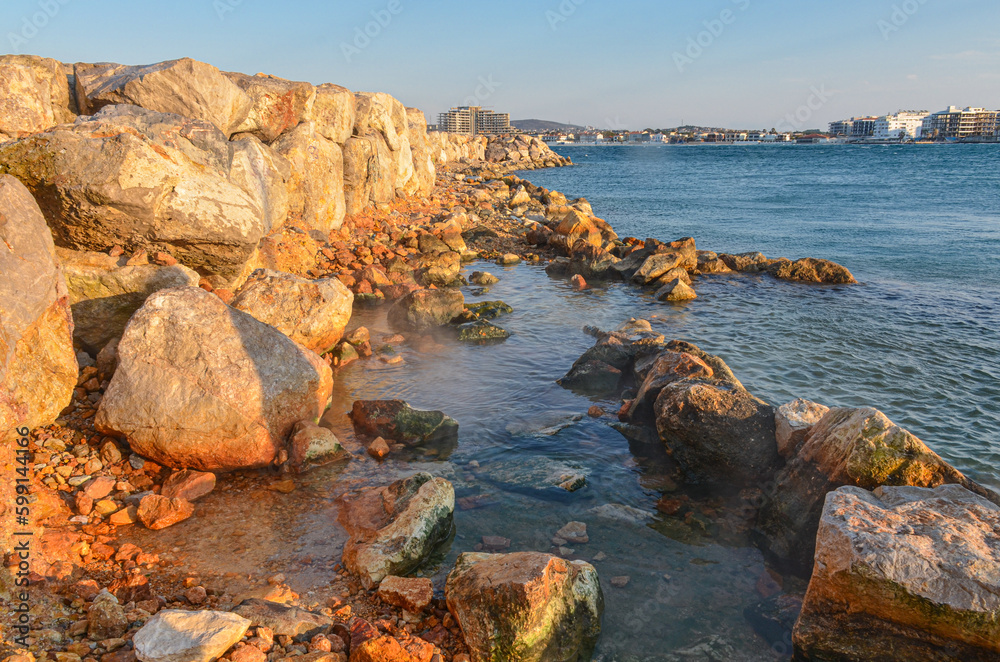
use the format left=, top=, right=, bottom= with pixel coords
left=132, top=609, right=250, bottom=662
left=75, top=58, right=253, bottom=137
left=405, top=108, right=435, bottom=196
left=0, top=175, right=77, bottom=440
left=95, top=287, right=333, bottom=471
left=0, top=55, right=75, bottom=142
left=309, top=84, right=356, bottom=145
left=654, top=379, right=781, bottom=486
left=273, top=122, right=346, bottom=233
left=342, top=135, right=376, bottom=216
left=232, top=269, right=354, bottom=354
left=793, top=484, right=1000, bottom=661
left=755, top=406, right=1000, bottom=572
left=354, top=92, right=402, bottom=151
left=224, top=72, right=315, bottom=143
left=767, top=257, right=857, bottom=285
left=229, top=134, right=291, bottom=235
left=445, top=551, right=604, bottom=662
left=338, top=473, right=455, bottom=588
left=0, top=105, right=266, bottom=278
left=387, top=288, right=464, bottom=332
left=58, top=247, right=200, bottom=353
left=230, top=269, right=353, bottom=354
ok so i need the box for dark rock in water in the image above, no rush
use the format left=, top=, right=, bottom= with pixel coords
left=469, top=271, right=499, bottom=286
left=558, top=360, right=623, bottom=394
left=464, top=300, right=513, bottom=319
left=624, top=350, right=715, bottom=424
left=456, top=320, right=510, bottom=343
left=743, top=594, right=801, bottom=660
left=654, top=380, right=781, bottom=487
left=766, top=257, right=857, bottom=284
left=231, top=599, right=331, bottom=639
left=545, top=257, right=572, bottom=277
left=567, top=243, right=621, bottom=280
left=720, top=252, right=770, bottom=273
left=350, top=400, right=459, bottom=445
left=753, top=406, right=1000, bottom=573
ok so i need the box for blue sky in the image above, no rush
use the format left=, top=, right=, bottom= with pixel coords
left=3, top=0, right=999, bottom=130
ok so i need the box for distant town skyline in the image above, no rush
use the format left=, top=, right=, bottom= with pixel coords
left=2, top=0, right=999, bottom=130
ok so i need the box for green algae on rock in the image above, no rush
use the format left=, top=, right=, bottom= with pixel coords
left=350, top=399, right=459, bottom=445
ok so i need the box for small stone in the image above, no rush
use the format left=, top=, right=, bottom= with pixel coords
left=367, top=437, right=390, bottom=460
left=654, top=278, right=697, bottom=302
left=345, top=327, right=370, bottom=346
left=469, top=271, right=499, bottom=286
left=132, top=610, right=250, bottom=662
left=75, top=492, right=94, bottom=516
left=571, top=274, right=587, bottom=290
left=109, top=505, right=138, bottom=526
left=587, top=405, right=604, bottom=418
left=610, top=576, right=630, bottom=588
left=377, top=576, right=434, bottom=613
left=498, top=253, right=521, bottom=265
left=185, top=586, right=207, bottom=605
left=137, top=495, right=194, bottom=530
left=160, top=470, right=216, bottom=501
left=88, top=595, right=127, bottom=639
left=555, top=521, right=589, bottom=544
left=481, top=536, right=511, bottom=552
left=230, top=645, right=267, bottom=662
left=100, top=441, right=123, bottom=465
left=592, top=552, right=607, bottom=562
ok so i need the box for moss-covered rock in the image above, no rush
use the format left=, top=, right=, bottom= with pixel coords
left=464, top=300, right=513, bottom=320
left=350, top=399, right=459, bottom=445
left=446, top=551, right=604, bottom=662
left=457, top=320, right=510, bottom=344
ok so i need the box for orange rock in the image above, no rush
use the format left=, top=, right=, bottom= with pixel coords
left=137, top=495, right=194, bottom=530
left=160, top=469, right=216, bottom=502
left=376, top=576, right=433, bottom=613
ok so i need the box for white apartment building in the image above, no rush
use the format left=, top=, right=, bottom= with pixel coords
left=873, top=111, right=930, bottom=140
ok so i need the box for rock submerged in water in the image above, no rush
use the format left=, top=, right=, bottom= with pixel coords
left=95, top=286, right=333, bottom=472
left=456, top=320, right=510, bottom=343
left=387, top=288, right=465, bottom=331
left=793, top=484, right=1000, bottom=661
left=230, top=268, right=354, bottom=355
left=445, top=551, right=604, bottom=662
left=338, top=473, right=455, bottom=588
left=0, top=175, right=77, bottom=439
left=754, top=406, right=1000, bottom=572
left=350, top=400, right=458, bottom=445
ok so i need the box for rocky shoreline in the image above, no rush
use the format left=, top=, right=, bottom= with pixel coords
left=1, top=54, right=997, bottom=662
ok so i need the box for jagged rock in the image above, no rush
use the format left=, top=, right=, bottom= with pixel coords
left=405, top=108, right=435, bottom=196
left=654, top=379, right=780, bottom=486
left=0, top=55, right=75, bottom=141
left=57, top=247, right=200, bottom=353
left=229, top=134, right=291, bottom=234
left=387, top=288, right=465, bottom=331
left=95, top=287, right=333, bottom=471
left=132, top=609, right=250, bottom=662
left=632, top=252, right=685, bottom=285
left=418, top=251, right=461, bottom=286
left=0, top=106, right=265, bottom=277
left=567, top=244, right=621, bottom=280
left=87, top=593, right=127, bottom=640
left=558, top=319, right=668, bottom=395
left=309, top=84, right=357, bottom=145
left=755, top=406, right=1000, bottom=572
left=137, top=494, right=194, bottom=530
left=231, top=599, right=331, bottom=637
left=160, top=470, right=216, bottom=502
left=75, top=58, right=252, bottom=137
left=775, top=398, right=829, bottom=457
left=623, top=350, right=714, bottom=423
left=274, top=122, right=345, bottom=233
left=793, top=484, right=1000, bottom=661
left=231, top=269, right=353, bottom=354
left=376, top=576, right=434, bottom=613
left=225, top=72, right=315, bottom=143
left=654, top=278, right=697, bottom=301
left=767, top=257, right=857, bottom=285
left=338, top=473, right=455, bottom=588
left=349, top=616, right=440, bottom=662
left=350, top=400, right=458, bottom=445
left=445, top=552, right=603, bottom=662
left=0, top=175, right=77, bottom=440
left=342, top=135, right=376, bottom=216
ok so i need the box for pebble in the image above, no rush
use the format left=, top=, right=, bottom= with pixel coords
left=611, top=576, right=631, bottom=588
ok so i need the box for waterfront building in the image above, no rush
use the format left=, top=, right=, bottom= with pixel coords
left=850, top=117, right=878, bottom=140
left=921, top=106, right=1000, bottom=140
left=436, top=106, right=511, bottom=136
left=829, top=119, right=853, bottom=136
left=873, top=111, right=930, bottom=141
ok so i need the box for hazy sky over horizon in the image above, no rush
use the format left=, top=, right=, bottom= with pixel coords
left=3, top=0, right=999, bottom=130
